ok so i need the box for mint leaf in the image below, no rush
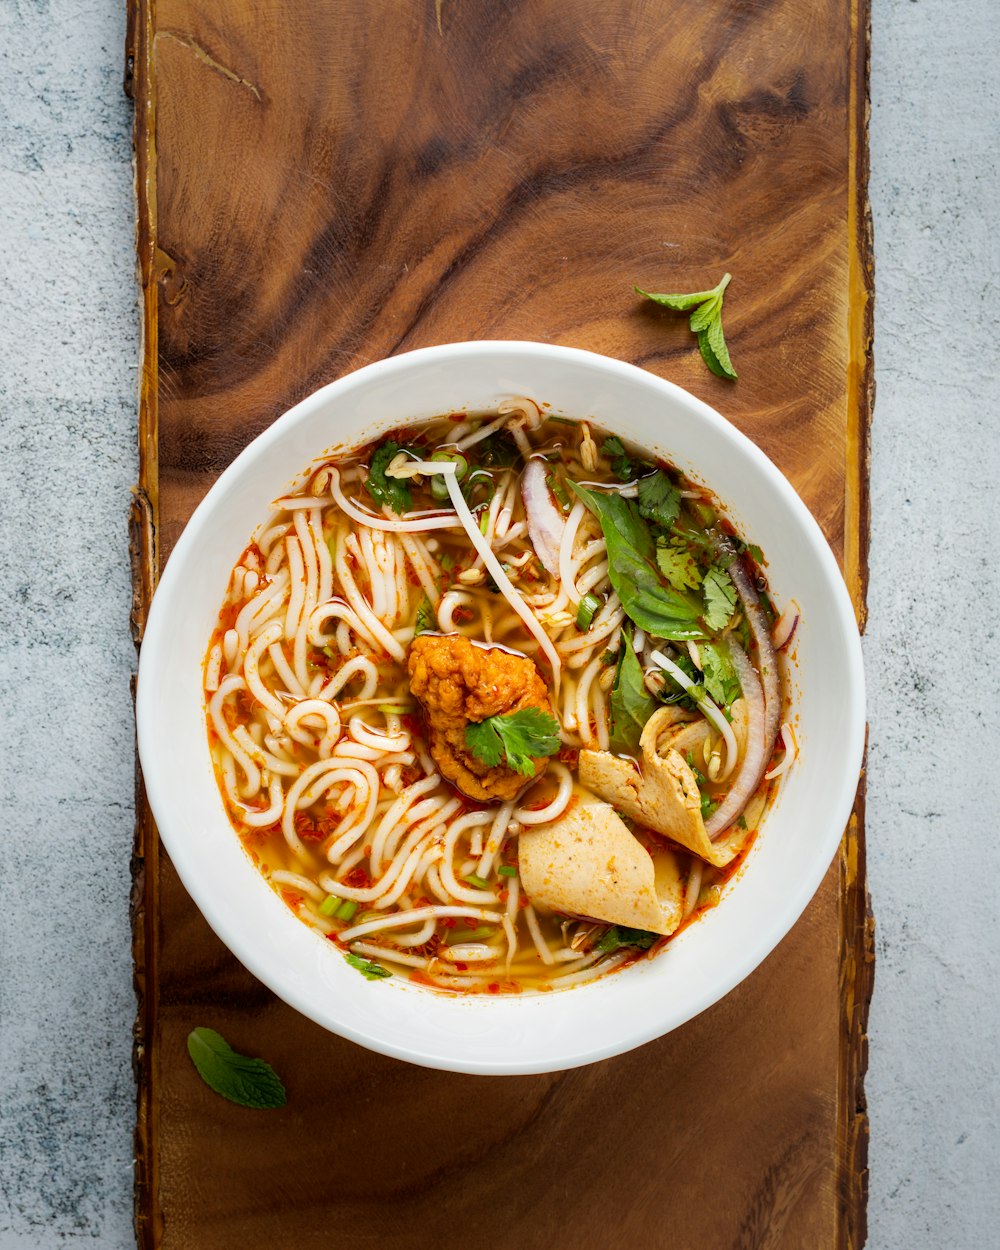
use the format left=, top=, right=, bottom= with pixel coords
left=656, top=539, right=702, bottom=591
left=635, top=273, right=737, bottom=381
left=465, top=708, right=561, bottom=777
left=636, top=471, right=681, bottom=528
left=570, top=483, right=705, bottom=641
left=702, top=567, right=738, bottom=631
left=634, top=285, right=718, bottom=312
left=700, top=640, right=742, bottom=708
left=609, top=629, right=656, bottom=755
left=345, top=953, right=392, bottom=980
left=187, top=1028, right=287, bottom=1110
left=688, top=294, right=721, bottom=333
left=365, top=441, right=412, bottom=514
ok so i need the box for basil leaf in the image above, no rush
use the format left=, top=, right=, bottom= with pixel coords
left=570, top=483, right=705, bottom=640
left=186, top=1028, right=287, bottom=1110
left=609, top=631, right=656, bottom=755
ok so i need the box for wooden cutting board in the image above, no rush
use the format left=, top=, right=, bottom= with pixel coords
left=126, top=2, right=874, bottom=1246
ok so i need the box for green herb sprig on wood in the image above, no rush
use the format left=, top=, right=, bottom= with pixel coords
left=186, top=1028, right=287, bottom=1109
left=635, top=273, right=738, bottom=380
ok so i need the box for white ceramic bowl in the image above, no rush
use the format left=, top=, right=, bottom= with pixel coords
left=136, top=341, right=865, bottom=1075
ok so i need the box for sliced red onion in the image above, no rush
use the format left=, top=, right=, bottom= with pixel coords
left=704, top=640, right=769, bottom=839
left=771, top=600, right=800, bottom=652
left=723, top=544, right=781, bottom=749
left=765, top=723, right=798, bottom=780
left=521, top=457, right=566, bottom=578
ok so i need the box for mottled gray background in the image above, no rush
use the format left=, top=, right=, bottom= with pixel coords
left=0, top=0, right=996, bottom=1245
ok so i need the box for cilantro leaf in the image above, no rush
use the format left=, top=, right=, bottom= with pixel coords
left=702, top=567, right=738, bottom=631
left=659, top=652, right=703, bottom=712
left=636, top=471, right=681, bottom=528
left=570, top=483, right=705, bottom=641
left=596, top=925, right=658, bottom=953
left=476, top=430, right=521, bottom=468
left=186, top=1028, right=287, bottom=1110
left=635, top=273, right=737, bottom=381
left=609, top=628, right=656, bottom=756
left=700, top=640, right=742, bottom=708
left=345, top=953, right=392, bottom=981
left=414, top=595, right=435, bottom=636
left=600, top=436, right=636, bottom=482
left=656, top=539, right=702, bottom=591
left=365, top=441, right=412, bottom=514
left=465, top=708, right=561, bottom=777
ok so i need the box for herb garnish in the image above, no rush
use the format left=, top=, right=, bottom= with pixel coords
left=702, top=566, right=738, bottom=631
left=635, top=273, right=738, bottom=381
left=636, top=470, right=681, bottom=528
left=365, top=441, right=413, bottom=514
left=570, top=483, right=705, bottom=640
left=186, top=1027, right=287, bottom=1109
left=414, top=594, right=435, bottom=635
left=700, top=641, right=742, bottom=709
left=656, top=539, right=702, bottom=591
left=465, top=708, right=561, bottom=777
left=596, top=926, right=658, bottom=953
left=345, top=953, right=392, bottom=980
left=600, top=436, right=639, bottom=482
left=609, top=628, right=657, bottom=756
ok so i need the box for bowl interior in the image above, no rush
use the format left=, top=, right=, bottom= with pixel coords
left=136, top=341, right=864, bottom=1074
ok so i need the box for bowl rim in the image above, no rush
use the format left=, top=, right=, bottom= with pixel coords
left=136, top=339, right=866, bottom=1074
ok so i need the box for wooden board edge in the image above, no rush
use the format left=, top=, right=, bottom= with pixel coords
left=846, top=0, right=875, bottom=630
left=127, top=0, right=163, bottom=1245
left=838, top=3, right=874, bottom=1241
left=837, top=755, right=874, bottom=1250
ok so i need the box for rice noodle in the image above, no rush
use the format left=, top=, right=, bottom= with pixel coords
left=329, top=467, right=461, bottom=532
left=205, top=408, right=788, bottom=997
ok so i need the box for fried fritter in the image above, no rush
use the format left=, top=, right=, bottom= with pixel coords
left=408, top=633, right=554, bottom=801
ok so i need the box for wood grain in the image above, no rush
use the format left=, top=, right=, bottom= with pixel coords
left=127, top=1, right=874, bottom=1246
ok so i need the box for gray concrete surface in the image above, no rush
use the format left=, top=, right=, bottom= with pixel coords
left=0, top=0, right=996, bottom=1245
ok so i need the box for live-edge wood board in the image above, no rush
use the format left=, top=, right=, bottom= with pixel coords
left=126, top=2, right=874, bottom=1247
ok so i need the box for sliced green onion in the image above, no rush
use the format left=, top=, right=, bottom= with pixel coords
left=327, top=534, right=338, bottom=562
left=497, top=865, right=518, bottom=878
left=319, top=895, right=341, bottom=917
left=430, top=451, right=468, bottom=499
left=576, top=592, right=602, bottom=631
left=478, top=510, right=490, bottom=535
left=335, top=899, right=359, bottom=921
left=464, top=873, right=492, bottom=890
left=377, top=702, right=412, bottom=714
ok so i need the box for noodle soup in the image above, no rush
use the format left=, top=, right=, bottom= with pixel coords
left=204, top=402, right=796, bottom=993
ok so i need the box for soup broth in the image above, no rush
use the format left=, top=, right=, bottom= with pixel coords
left=205, top=403, right=792, bottom=993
